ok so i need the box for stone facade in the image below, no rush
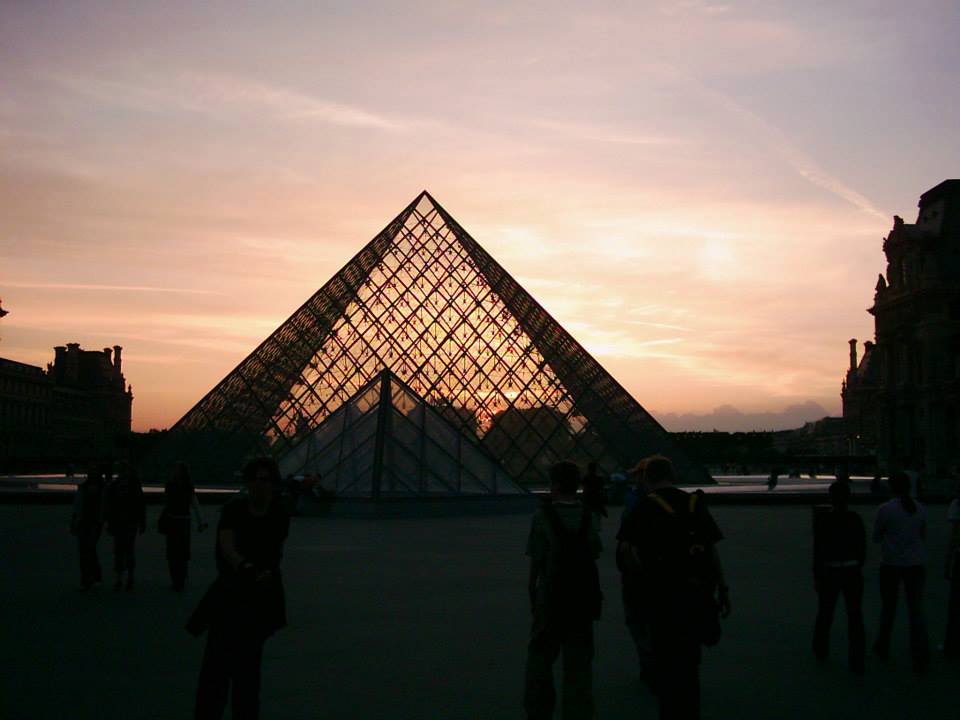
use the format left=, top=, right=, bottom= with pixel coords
left=0, top=343, right=133, bottom=471
left=842, top=179, right=960, bottom=490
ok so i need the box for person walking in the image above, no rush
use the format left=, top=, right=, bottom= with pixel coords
left=71, top=464, right=106, bottom=590
left=104, top=460, right=146, bottom=591
left=942, top=479, right=960, bottom=659
left=617, top=455, right=730, bottom=720
left=160, top=462, right=207, bottom=591
left=524, top=461, right=602, bottom=720
left=812, top=480, right=866, bottom=672
left=872, top=471, right=930, bottom=671
left=617, top=458, right=654, bottom=684
left=189, top=457, right=290, bottom=720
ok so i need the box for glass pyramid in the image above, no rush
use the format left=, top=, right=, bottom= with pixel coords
left=147, top=192, right=710, bottom=489
left=277, top=369, right=524, bottom=497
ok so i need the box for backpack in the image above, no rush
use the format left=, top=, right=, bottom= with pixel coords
left=542, top=504, right=603, bottom=626
left=643, top=490, right=721, bottom=645
left=639, top=491, right=713, bottom=585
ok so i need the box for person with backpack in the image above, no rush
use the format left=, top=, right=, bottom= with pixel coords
left=812, top=480, right=866, bottom=672
left=617, top=455, right=730, bottom=720
left=524, top=461, right=602, bottom=720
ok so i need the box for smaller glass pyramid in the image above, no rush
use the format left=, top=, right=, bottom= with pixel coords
left=278, top=369, right=525, bottom=498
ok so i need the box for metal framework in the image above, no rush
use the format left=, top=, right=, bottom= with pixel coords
left=148, top=192, right=710, bottom=488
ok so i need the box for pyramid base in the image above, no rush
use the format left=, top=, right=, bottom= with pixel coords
left=293, top=493, right=538, bottom=518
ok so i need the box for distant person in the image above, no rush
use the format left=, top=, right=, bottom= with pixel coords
left=524, top=461, right=602, bottom=720
left=872, top=471, right=930, bottom=671
left=812, top=481, right=866, bottom=672
left=617, top=458, right=654, bottom=684
left=71, top=464, right=106, bottom=590
left=104, top=461, right=145, bottom=591
left=942, top=478, right=960, bottom=659
left=160, top=462, right=207, bottom=591
left=581, top=462, right=608, bottom=529
left=617, top=455, right=730, bottom=720
left=189, top=457, right=290, bottom=720
left=767, top=468, right=779, bottom=491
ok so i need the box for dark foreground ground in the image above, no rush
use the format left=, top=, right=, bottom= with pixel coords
left=2, top=502, right=956, bottom=719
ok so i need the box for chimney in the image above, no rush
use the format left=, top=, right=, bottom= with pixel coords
left=103, top=347, right=113, bottom=361
left=113, top=345, right=122, bottom=373
left=848, top=339, right=858, bottom=373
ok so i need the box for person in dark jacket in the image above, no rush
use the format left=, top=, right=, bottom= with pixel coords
left=71, top=464, right=106, bottom=590
left=617, top=458, right=654, bottom=684
left=104, top=460, right=146, bottom=591
left=812, top=480, right=866, bottom=672
left=161, top=462, right=207, bottom=591
left=524, top=461, right=601, bottom=720
left=618, top=456, right=730, bottom=720
left=191, top=457, right=290, bottom=720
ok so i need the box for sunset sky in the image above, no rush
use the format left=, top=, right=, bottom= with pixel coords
left=1, top=1, right=958, bottom=432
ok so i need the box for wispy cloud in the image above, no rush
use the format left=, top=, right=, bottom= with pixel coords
left=191, top=74, right=406, bottom=130
left=530, top=119, right=682, bottom=146
left=674, top=69, right=888, bottom=219
left=627, top=319, right=692, bottom=332
left=1, top=281, right=221, bottom=295
left=55, top=72, right=408, bottom=132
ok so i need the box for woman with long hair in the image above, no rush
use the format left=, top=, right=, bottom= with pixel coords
left=161, top=461, right=206, bottom=591
left=873, top=470, right=930, bottom=671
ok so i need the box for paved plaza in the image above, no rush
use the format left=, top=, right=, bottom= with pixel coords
left=2, top=501, right=956, bottom=719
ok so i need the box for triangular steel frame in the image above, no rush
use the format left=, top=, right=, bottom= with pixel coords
left=147, top=191, right=711, bottom=486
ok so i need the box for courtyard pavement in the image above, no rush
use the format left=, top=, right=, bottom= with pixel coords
left=2, top=501, right=956, bottom=719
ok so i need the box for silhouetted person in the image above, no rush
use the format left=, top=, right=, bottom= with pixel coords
left=942, top=478, right=960, bottom=658
left=767, top=468, right=779, bottom=491
left=71, top=464, right=105, bottom=590
left=873, top=471, right=930, bottom=672
left=617, top=458, right=654, bottom=684
left=190, top=457, right=289, bottom=720
left=104, top=460, right=145, bottom=591
left=161, top=462, right=207, bottom=591
left=581, top=462, right=607, bottom=529
left=617, top=455, right=730, bottom=720
left=524, top=461, right=601, bottom=720
left=812, top=481, right=866, bottom=672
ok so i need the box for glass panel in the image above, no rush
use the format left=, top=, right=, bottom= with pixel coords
left=390, top=409, right=421, bottom=452
left=424, top=440, right=459, bottom=493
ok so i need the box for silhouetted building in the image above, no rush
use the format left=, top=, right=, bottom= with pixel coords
left=0, top=357, right=53, bottom=466
left=843, top=179, right=960, bottom=487
left=0, top=343, right=133, bottom=471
